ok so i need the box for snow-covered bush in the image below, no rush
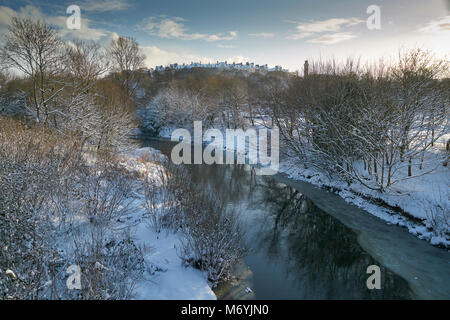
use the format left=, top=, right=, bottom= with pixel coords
left=81, top=161, right=135, bottom=225
left=267, top=51, right=449, bottom=192
left=139, top=75, right=254, bottom=135
left=66, top=161, right=145, bottom=300
left=0, top=119, right=81, bottom=299
left=179, top=195, right=246, bottom=286
left=71, top=234, right=145, bottom=300
left=168, top=165, right=245, bottom=285
left=143, top=163, right=183, bottom=232
left=425, top=191, right=450, bottom=240
left=142, top=161, right=246, bottom=286
left=0, top=117, right=145, bottom=299
left=142, top=84, right=210, bottom=132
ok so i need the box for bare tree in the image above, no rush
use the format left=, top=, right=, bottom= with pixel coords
left=108, top=36, right=146, bottom=103
left=266, top=53, right=448, bottom=191
left=0, top=17, right=62, bottom=124
left=56, top=42, right=136, bottom=155
left=64, top=40, right=109, bottom=88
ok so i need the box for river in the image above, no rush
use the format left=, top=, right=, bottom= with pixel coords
left=141, top=136, right=450, bottom=300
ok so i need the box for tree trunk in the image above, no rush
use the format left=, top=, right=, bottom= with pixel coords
left=408, top=158, right=412, bottom=176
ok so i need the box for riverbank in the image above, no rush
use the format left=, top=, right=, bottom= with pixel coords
left=148, top=128, right=449, bottom=249
left=118, top=146, right=216, bottom=300
left=141, top=136, right=450, bottom=299
left=279, top=153, right=449, bottom=249
left=270, top=172, right=450, bottom=299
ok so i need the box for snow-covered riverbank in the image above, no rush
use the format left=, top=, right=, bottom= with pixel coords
left=279, top=155, right=449, bottom=248
left=119, top=147, right=216, bottom=300
left=152, top=126, right=449, bottom=248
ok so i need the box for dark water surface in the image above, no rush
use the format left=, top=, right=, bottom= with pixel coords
left=141, top=137, right=450, bottom=300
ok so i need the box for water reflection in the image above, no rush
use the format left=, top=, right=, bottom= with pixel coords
left=142, top=138, right=413, bottom=300
left=252, top=179, right=412, bottom=299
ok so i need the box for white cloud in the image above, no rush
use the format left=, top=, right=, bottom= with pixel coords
left=141, top=16, right=238, bottom=41
left=0, top=5, right=50, bottom=41
left=0, top=5, right=44, bottom=27
left=288, top=17, right=363, bottom=40
left=248, top=32, right=275, bottom=38
left=0, top=5, right=116, bottom=45
left=56, top=16, right=112, bottom=42
left=307, top=32, right=357, bottom=45
left=140, top=45, right=251, bottom=68
left=216, top=44, right=235, bottom=48
left=142, top=46, right=213, bottom=67
left=415, top=16, right=450, bottom=58
left=417, top=15, right=450, bottom=33
left=77, top=0, right=131, bottom=12
left=0, top=6, right=17, bottom=32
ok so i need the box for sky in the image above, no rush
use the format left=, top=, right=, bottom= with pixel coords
left=0, top=0, right=448, bottom=71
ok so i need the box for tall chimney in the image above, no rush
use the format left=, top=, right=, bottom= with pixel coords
left=304, top=60, right=309, bottom=77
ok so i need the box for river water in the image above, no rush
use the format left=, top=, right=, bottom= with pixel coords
left=141, top=137, right=450, bottom=300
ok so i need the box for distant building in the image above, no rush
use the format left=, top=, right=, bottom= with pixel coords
left=152, top=61, right=288, bottom=73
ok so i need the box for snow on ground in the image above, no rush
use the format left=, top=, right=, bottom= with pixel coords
left=280, top=157, right=449, bottom=247
left=133, top=225, right=216, bottom=300
left=118, top=147, right=216, bottom=300
left=278, top=135, right=450, bottom=248
left=119, top=147, right=166, bottom=179
left=253, top=130, right=449, bottom=247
